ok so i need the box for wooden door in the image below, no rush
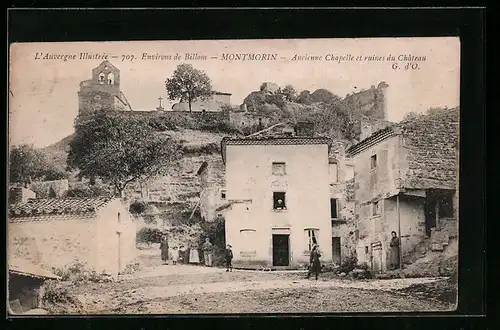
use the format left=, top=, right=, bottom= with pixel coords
left=272, top=234, right=289, bottom=266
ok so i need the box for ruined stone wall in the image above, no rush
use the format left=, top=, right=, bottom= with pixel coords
left=124, top=153, right=224, bottom=204
left=343, top=83, right=388, bottom=120
left=229, top=112, right=273, bottom=130
left=29, top=179, right=69, bottom=199
left=401, top=108, right=459, bottom=190
left=117, top=110, right=230, bottom=129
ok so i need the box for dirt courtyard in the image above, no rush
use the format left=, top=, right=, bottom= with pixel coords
left=48, top=252, right=457, bottom=314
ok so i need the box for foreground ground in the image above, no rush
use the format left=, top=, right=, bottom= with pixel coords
left=47, top=253, right=457, bottom=314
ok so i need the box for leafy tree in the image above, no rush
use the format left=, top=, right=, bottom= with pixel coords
left=67, top=110, right=183, bottom=198
left=296, top=90, right=313, bottom=105
left=402, top=111, right=421, bottom=121
left=282, top=84, right=297, bottom=102
left=310, top=88, right=341, bottom=104
left=9, top=144, right=50, bottom=186
left=165, top=63, right=213, bottom=112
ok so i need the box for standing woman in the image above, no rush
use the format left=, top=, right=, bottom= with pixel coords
left=389, top=231, right=401, bottom=270
left=159, top=235, right=169, bottom=265
left=189, top=241, right=200, bottom=265
left=306, top=244, right=322, bottom=280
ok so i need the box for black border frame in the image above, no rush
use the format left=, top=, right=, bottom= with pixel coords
left=5, top=7, right=486, bottom=330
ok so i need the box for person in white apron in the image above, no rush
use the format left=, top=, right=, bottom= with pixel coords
left=189, top=243, right=200, bottom=264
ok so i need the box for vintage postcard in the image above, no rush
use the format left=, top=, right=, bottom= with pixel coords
left=8, top=38, right=459, bottom=315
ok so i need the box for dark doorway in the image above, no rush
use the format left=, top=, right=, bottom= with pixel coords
left=272, top=234, right=289, bottom=266
left=48, top=187, right=57, bottom=198
left=332, top=237, right=341, bottom=264
left=424, top=198, right=437, bottom=236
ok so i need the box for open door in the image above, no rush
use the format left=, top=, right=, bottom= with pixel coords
left=332, top=237, right=341, bottom=264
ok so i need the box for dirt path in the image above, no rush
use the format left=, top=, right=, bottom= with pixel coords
left=58, top=252, right=454, bottom=314
left=114, top=276, right=445, bottom=299
left=76, top=272, right=447, bottom=313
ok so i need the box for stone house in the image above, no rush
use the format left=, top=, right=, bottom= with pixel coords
left=8, top=197, right=137, bottom=277
left=8, top=256, right=60, bottom=315
left=346, top=108, right=459, bottom=272
left=172, top=91, right=232, bottom=112
left=220, top=122, right=334, bottom=269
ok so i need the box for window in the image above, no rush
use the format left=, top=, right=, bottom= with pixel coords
left=107, top=72, right=115, bottom=85
left=273, top=192, right=286, bottom=210
left=117, top=212, right=121, bottom=223
left=365, top=246, right=369, bottom=254
left=329, top=162, right=338, bottom=183
left=272, top=162, right=286, bottom=175
left=305, top=229, right=319, bottom=251
left=370, top=154, right=377, bottom=169
left=221, top=190, right=226, bottom=200
left=372, top=201, right=380, bottom=216
left=330, top=198, right=338, bottom=219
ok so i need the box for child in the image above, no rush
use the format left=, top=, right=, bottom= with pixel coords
left=171, top=246, right=179, bottom=265
left=224, top=244, right=233, bottom=272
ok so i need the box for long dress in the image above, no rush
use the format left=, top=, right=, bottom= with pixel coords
left=160, top=240, right=169, bottom=262
left=310, top=250, right=322, bottom=274
left=189, top=247, right=200, bottom=264
left=390, top=237, right=400, bottom=269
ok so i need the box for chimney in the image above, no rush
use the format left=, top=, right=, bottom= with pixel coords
left=9, top=187, right=36, bottom=205
left=295, top=122, right=315, bottom=137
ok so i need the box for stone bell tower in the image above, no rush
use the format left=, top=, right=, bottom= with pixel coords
left=78, top=60, right=130, bottom=115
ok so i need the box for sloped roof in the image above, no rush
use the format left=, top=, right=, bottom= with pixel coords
left=9, top=197, right=115, bottom=218
left=9, top=256, right=60, bottom=280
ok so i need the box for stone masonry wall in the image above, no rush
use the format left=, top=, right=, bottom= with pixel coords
left=343, top=82, right=388, bottom=120
left=401, top=108, right=459, bottom=189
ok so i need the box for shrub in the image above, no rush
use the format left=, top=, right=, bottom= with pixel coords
left=337, top=253, right=358, bottom=274
left=43, top=280, right=79, bottom=305
left=182, top=143, right=220, bottom=155
left=199, top=121, right=240, bottom=134
left=65, top=184, right=112, bottom=198
left=52, top=261, right=111, bottom=283
left=136, top=227, right=164, bottom=244
left=129, top=200, right=147, bottom=214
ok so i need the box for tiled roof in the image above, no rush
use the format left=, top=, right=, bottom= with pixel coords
left=223, top=136, right=331, bottom=146
left=9, top=256, right=60, bottom=280
left=9, top=197, right=114, bottom=218
left=221, top=136, right=331, bottom=164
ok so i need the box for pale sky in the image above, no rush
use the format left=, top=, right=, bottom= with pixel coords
left=9, top=38, right=460, bottom=148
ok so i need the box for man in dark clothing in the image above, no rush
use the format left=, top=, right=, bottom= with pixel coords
left=159, top=235, right=169, bottom=265
left=306, top=244, right=322, bottom=280
left=224, top=244, right=233, bottom=272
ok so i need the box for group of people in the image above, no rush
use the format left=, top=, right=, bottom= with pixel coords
left=159, top=236, right=234, bottom=271
left=158, top=231, right=401, bottom=275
